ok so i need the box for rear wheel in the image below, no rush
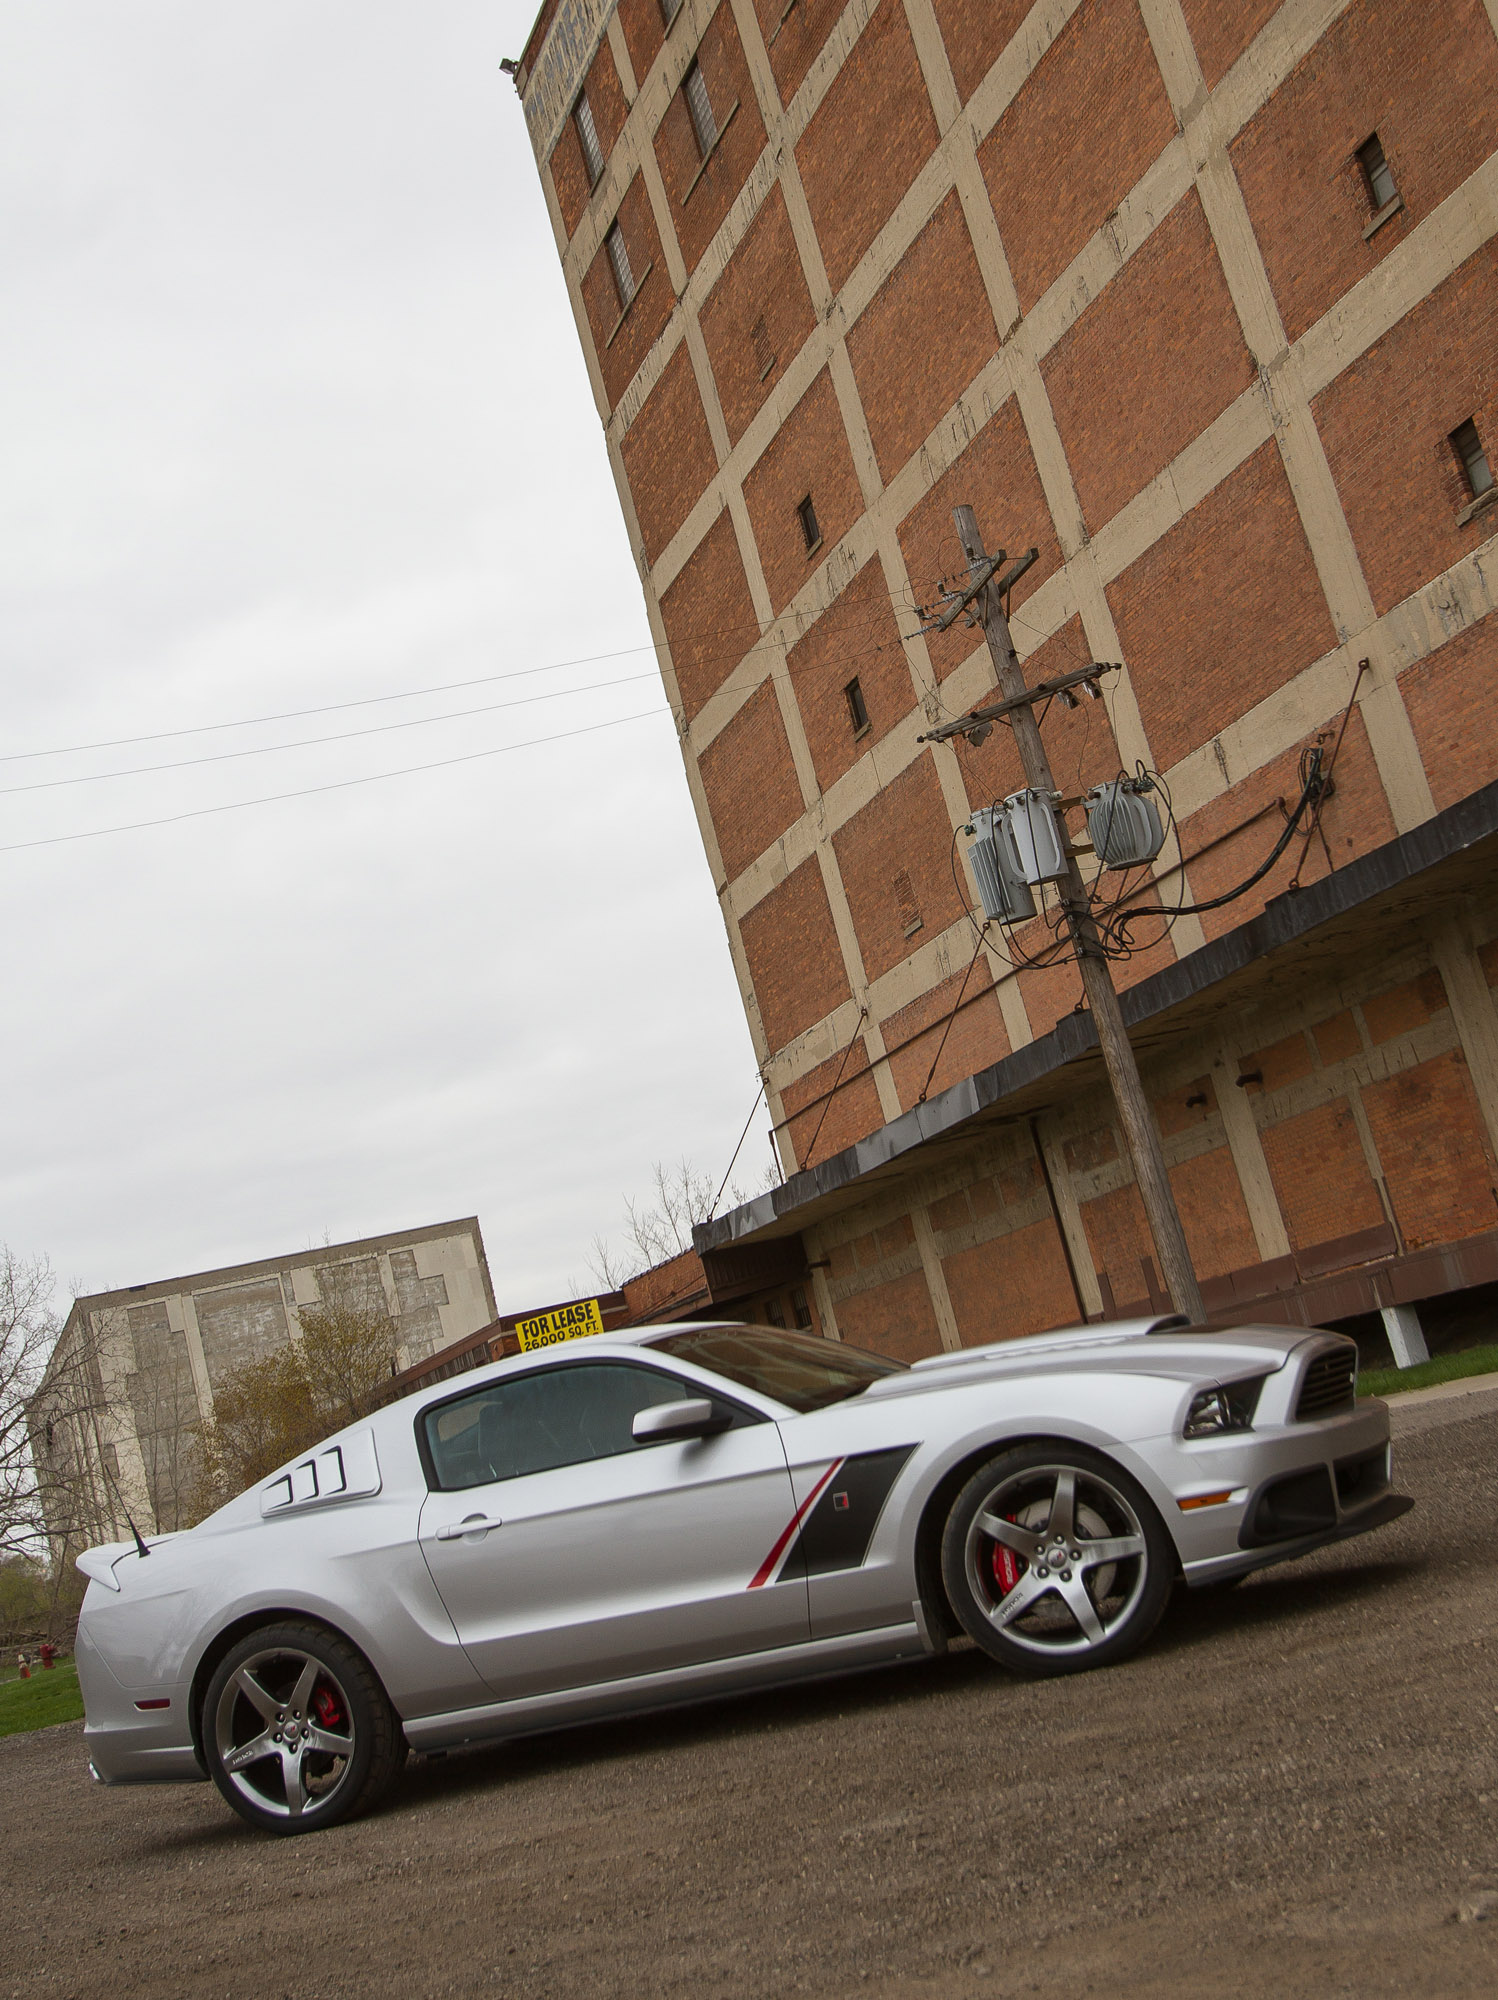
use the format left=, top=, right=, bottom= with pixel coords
left=202, top=1620, right=405, bottom=1835
left=940, top=1445, right=1174, bottom=1677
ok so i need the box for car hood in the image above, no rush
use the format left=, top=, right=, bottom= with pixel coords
left=856, top=1317, right=1315, bottom=1403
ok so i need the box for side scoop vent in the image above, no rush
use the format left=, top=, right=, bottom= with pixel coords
left=261, top=1429, right=381, bottom=1517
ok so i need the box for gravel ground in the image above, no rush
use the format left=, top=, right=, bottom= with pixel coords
left=4, top=1390, right=1497, bottom=2000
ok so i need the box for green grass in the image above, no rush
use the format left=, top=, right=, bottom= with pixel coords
left=1359, top=1339, right=1498, bottom=1401
left=0, top=1660, right=83, bottom=1738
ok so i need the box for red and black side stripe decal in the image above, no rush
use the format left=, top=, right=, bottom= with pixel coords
left=749, top=1447, right=916, bottom=1589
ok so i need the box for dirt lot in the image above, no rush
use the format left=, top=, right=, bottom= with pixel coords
left=4, top=1389, right=1497, bottom=2000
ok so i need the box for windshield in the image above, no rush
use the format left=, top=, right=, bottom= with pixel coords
left=647, top=1324, right=906, bottom=1413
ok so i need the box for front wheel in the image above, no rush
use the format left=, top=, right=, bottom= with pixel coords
left=940, top=1444, right=1174, bottom=1677
left=202, top=1620, right=406, bottom=1835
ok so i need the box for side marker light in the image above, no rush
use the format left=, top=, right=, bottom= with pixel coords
left=134, top=1697, right=171, bottom=1710
left=1177, top=1490, right=1235, bottom=1512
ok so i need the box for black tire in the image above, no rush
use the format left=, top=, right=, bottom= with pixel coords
left=202, top=1620, right=406, bottom=1835
left=940, top=1443, right=1174, bottom=1678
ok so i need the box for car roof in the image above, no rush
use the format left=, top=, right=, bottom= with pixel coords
left=394, top=1320, right=762, bottom=1412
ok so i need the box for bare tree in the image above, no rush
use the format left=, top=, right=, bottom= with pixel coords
left=27, top=1294, right=139, bottom=1560
left=1, top=1247, right=61, bottom=1563
left=586, top=1157, right=778, bottom=1291
left=123, top=1301, right=206, bottom=1534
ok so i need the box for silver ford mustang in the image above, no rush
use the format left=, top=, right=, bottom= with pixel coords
left=75, top=1316, right=1410, bottom=1835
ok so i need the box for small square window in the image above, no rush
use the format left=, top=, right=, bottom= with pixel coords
left=791, top=1287, right=812, bottom=1330
left=764, top=1297, right=787, bottom=1329
left=797, top=494, right=821, bottom=552
left=844, top=677, right=869, bottom=735
left=574, top=92, right=604, bottom=188
left=1451, top=419, right=1494, bottom=500
left=684, top=59, right=717, bottom=159
left=605, top=223, right=636, bottom=313
left=1357, top=133, right=1397, bottom=213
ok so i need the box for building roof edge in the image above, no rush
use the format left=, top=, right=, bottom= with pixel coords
left=695, top=778, right=1498, bottom=1253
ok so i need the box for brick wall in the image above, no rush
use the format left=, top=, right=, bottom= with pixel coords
left=1314, top=244, right=1498, bottom=616
left=651, top=3, right=767, bottom=273
left=699, top=188, right=818, bottom=447
left=1230, top=0, right=1498, bottom=346
left=1107, top=441, right=1336, bottom=771
left=741, top=367, right=864, bottom=613
left=847, top=192, right=998, bottom=482
left=1042, top=193, right=1255, bottom=532
left=976, top=0, right=1175, bottom=313
left=794, top=0, right=940, bottom=295
left=786, top=556, right=912, bottom=791
left=619, top=340, right=718, bottom=563
left=523, top=0, right=1498, bottom=1331
left=659, top=510, right=762, bottom=723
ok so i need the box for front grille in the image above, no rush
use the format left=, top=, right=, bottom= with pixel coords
left=1296, top=1347, right=1357, bottom=1421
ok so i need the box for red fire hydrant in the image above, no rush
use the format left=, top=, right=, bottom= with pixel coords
left=39, top=1644, right=56, bottom=1671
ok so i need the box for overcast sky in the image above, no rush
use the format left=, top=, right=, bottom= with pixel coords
left=1, top=2, right=771, bottom=1315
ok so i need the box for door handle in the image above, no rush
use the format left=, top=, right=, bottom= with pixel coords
left=435, top=1514, right=502, bottom=1541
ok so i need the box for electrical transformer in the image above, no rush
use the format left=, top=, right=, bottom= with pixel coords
left=1001, top=788, right=1069, bottom=884
left=1085, top=779, right=1166, bottom=869
left=967, top=806, right=1037, bottom=923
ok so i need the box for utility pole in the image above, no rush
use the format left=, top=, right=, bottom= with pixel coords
left=934, top=506, right=1206, bottom=1324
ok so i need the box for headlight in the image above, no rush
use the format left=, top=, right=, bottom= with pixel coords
left=1184, top=1377, right=1267, bottom=1438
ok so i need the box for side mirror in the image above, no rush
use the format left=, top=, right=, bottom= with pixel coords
left=632, top=1398, right=724, bottom=1444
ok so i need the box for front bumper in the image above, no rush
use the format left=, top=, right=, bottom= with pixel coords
left=1134, top=1384, right=1412, bottom=1588
left=1182, top=1487, right=1414, bottom=1588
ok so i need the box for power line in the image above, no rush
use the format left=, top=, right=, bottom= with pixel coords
left=0, top=669, right=662, bottom=796
left=0, top=612, right=940, bottom=803
left=1, top=573, right=939, bottom=767
left=0, top=709, right=665, bottom=855
left=0, top=645, right=665, bottom=764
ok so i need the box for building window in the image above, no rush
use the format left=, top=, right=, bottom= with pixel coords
left=750, top=314, right=776, bottom=383
left=764, top=1296, right=787, bottom=1329
left=797, top=494, right=821, bottom=553
left=844, top=677, right=870, bottom=735
left=605, top=222, right=635, bottom=313
left=683, top=59, right=717, bottom=159
left=574, top=92, right=604, bottom=188
left=791, top=1287, right=812, bottom=1330
left=1357, top=133, right=1397, bottom=213
left=1451, top=419, right=1495, bottom=500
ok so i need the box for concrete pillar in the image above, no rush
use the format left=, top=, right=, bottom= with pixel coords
left=912, top=1202, right=963, bottom=1353
left=1381, top=1304, right=1430, bottom=1369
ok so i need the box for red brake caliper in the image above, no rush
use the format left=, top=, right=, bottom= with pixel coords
left=992, top=1517, right=1023, bottom=1596
left=312, top=1685, right=343, bottom=1730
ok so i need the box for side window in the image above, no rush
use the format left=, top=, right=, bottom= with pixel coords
left=422, top=1363, right=730, bottom=1491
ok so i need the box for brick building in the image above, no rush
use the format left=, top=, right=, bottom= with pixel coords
left=514, top=0, right=1498, bottom=1363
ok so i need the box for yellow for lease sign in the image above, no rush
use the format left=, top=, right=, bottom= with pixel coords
left=513, top=1297, right=606, bottom=1351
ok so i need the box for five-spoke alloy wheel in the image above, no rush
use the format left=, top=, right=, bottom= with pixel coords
left=202, top=1620, right=405, bottom=1834
left=941, top=1445, right=1173, bottom=1676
